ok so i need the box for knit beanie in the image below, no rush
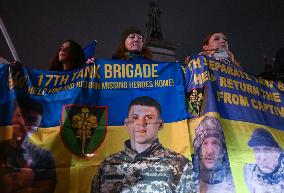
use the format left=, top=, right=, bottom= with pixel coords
left=121, top=26, right=142, bottom=43
left=248, top=128, right=280, bottom=148
left=193, top=116, right=225, bottom=150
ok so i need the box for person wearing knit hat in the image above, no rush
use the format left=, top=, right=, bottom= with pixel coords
left=193, top=116, right=225, bottom=151
left=192, top=116, right=236, bottom=193
left=244, top=128, right=284, bottom=193
left=248, top=128, right=280, bottom=149
left=113, top=26, right=152, bottom=60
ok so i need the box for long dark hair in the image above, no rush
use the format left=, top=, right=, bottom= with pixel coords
left=48, top=40, right=86, bottom=71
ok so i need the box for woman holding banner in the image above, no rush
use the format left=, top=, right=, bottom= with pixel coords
left=185, top=32, right=242, bottom=68
left=112, top=26, right=152, bottom=60
left=48, top=40, right=86, bottom=71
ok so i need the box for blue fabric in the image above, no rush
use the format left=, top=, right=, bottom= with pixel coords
left=83, top=40, right=97, bottom=59
left=185, top=54, right=284, bottom=130
left=0, top=60, right=188, bottom=127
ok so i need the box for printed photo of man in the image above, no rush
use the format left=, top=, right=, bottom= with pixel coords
left=0, top=97, right=57, bottom=193
left=193, top=116, right=235, bottom=193
left=91, top=96, right=196, bottom=193
left=244, top=128, right=284, bottom=193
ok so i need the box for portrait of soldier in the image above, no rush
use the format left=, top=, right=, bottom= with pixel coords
left=244, top=128, right=284, bottom=193
left=91, top=96, right=196, bottom=193
left=0, top=97, right=57, bottom=193
left=193, top=116, right=235, bottom=193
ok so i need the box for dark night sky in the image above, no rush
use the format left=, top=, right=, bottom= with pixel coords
left=0, top=0, right=283, bottom=75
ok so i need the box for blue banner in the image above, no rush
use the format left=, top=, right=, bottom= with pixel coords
left=185, top=54, right=284, bottom=130
left=0, top=60, right=188, bottom=127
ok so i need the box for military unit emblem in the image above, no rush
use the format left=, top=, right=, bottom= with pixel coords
left=60, top=105, right=107, bottom=157
left=187, top=86, right=207, bottom=116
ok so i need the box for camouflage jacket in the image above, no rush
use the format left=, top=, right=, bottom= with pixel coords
left=244, top=154, right=284, bottom=193
left=91, top=139, right=196, bottom=193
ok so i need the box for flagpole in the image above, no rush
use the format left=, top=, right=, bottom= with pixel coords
left=0, top=17, right=21, bottom=62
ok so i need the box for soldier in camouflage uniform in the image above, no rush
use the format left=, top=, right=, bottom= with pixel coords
left=244, top=128, right=284, bottom=193
left=91, top=96, right=196, bottom=193
left=193, top=116, right=235, bottom=193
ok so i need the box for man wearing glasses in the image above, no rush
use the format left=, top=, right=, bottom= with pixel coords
left=91, top=96, right=196, bottom=193
left=0, top=97, right=56, bottom=193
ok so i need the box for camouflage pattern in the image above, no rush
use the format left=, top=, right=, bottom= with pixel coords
left=91, top=139, right=196, bottom=193
left=198, top=174, right=235, bottom=193
left=193, top=116, right=225, bottom=151
left=192, top=116, right=236, bottom=193
left=244, top=154, right=284, bottom=193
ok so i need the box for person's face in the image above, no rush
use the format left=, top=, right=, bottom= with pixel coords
left=200, top=136, right=223, bottom=170
left=125, top=105, right=162, bottom=145
left=12, top=106, right=42, bottom=147
left=58, top=41, right=72, bottom=64
left=124, top=33, right=143, bottom=52
left=203, top=33, right=228, bottom=51
left=254, top=146, right=281, bottom=174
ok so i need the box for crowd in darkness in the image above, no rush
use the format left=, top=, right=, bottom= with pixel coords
left=1, top=21, right=283, bottom=82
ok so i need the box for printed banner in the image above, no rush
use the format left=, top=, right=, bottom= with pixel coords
left=0, top=54, right=283, bottom=193
left=185, top=54, right=284, bottom=193
left=0, top=60, right=191, bottom=193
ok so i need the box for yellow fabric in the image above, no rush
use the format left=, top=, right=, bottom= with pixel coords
left=0, top=120, right=190, bottom=193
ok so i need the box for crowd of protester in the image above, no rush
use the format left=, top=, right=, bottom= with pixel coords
left=0, top=26, right=284, bottom=81
left=1, top=26, right=244, bottom=72
left=2, top=26, right=284, bottom=82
